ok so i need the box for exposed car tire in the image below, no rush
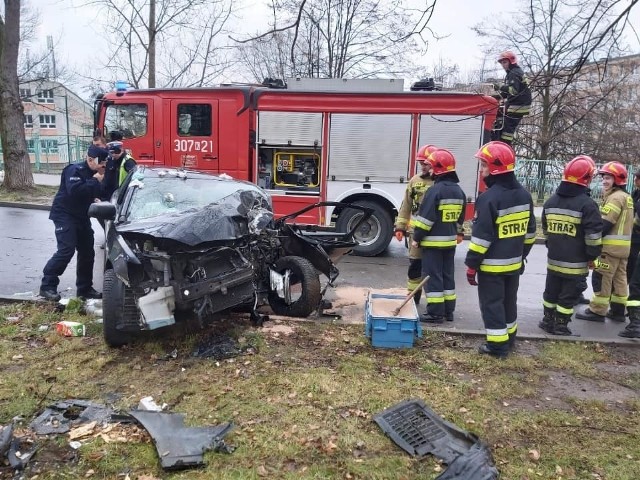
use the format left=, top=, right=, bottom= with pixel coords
left=268, top=256, right=321, bottom=317
left=102, top=268, right=139, bottom=347
left=336, top=200, right=392, bottom=257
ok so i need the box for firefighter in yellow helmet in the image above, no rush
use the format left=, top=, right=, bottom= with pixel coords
left=576, top=161, right=633, bottom=323
left=393, top=144, right=435, bottom=305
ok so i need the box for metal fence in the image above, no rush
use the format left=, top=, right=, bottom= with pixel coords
left=515, top=158, right=635, bottom=205
left=0, top=134, right=93, bottom=173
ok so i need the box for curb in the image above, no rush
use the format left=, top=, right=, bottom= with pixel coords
left=0, top=201, right=51, bottom=211
left=1, top=295, right=636, bottom=346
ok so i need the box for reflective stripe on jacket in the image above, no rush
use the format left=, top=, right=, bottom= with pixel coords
left=542, top=183, right=603, bottom=278
left=465, top=174, right=536, bottom=274
left=411, top=179, right=466, bottom=249
left=394, top=173, right=433, bottom=232
left=601, top=188, right=633, bottom=258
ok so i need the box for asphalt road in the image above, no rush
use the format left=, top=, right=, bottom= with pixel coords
left=0, top=203, right=634, bottom=344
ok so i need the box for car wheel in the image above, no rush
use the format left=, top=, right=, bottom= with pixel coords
left=336, top=200, right=393, bottom=257
left=102, top=268, right=139, bottom=347
left=268, top=256, right=321, bottom=317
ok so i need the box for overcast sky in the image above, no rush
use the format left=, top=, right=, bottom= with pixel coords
left=33, top=0, right=640, bottom=96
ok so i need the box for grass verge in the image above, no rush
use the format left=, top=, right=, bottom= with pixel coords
left=1, top=302, right=639, bottom=479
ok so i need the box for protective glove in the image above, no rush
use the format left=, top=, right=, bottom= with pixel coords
left=456, top=233, right=464, bottom=244
left=394, top=230, right=405, bottom=242
left=466, top=267, right=478, bottom=286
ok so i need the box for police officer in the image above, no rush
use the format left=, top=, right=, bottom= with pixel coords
left=539, top=156, right=603, bottom=336
left=394, top=144, right=436, bottom=305
left=411, top=149, right=466, bottom=323
left=491, top=51, right=532, bottom=145
left=39, top=145, right=108, bottom=301
left=576, top=162, right=633, bottom=323
left=102, top=141, right=136, bottom=200
left=465, top=141, right=536, bottom=358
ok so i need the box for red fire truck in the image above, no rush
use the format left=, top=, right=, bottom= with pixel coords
left=93, top=80, right=497, bottom=256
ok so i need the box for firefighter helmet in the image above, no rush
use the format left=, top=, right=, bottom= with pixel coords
left=426, top=149, right=456, bottom=175
left=416, top=144, right=437, bottom=163
left=474, top=141, right=516, bottom=175
left=497, top=50, right=517, bottom=65
left=598, top=161, right=628, bottom=186
left=562, top=155, right=596, bottom=187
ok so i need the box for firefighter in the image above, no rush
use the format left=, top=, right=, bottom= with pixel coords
left=576, top=162, right=633, bottom=323
left=465, top=141, right=536, bottom=358
left=491, top=51, right=532, bottom=145
left=539, top=156, right=603, bottom=336
left=627, top=171, right=640, bottom=282
left=394, top=144, right=436, bottom=305
left=411, top=149, right=466, bottom=323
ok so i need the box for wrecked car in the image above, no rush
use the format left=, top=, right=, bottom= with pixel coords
left=89, top=167, right=370, bottom=347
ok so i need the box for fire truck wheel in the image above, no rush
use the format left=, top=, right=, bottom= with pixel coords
left=102, top=268, right=138, bottom=347
left=336, top=200, right=392, bottom=257
left=268, top=256, right=321, bottom=317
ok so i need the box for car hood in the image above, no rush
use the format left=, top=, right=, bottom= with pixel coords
left=116, top=190, right=273, bottom=246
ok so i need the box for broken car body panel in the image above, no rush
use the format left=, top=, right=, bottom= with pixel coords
left=89, top=167, right=371, bottom=346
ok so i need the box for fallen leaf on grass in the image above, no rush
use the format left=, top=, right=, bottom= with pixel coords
left=528, top=449, right=540, bottom=461
left=137, top=475, right=162, bottom=480
left=257, top=465, right=268, bottom=477
left=69, top=421, right=97, bottom=440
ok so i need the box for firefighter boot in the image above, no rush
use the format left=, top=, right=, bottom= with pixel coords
left=606, top=303, right=626, bottom=323
left=554, top=313, right=573, bottom=336
left=538, top=307, right=556, bottom=334
left=619, top=307, right=640, bottom=338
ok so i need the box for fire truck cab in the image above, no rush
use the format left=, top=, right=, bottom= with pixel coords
left=94, top=80, right=497, bottom=256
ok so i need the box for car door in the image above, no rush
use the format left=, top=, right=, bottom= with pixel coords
left=168, top=100, right=219, bottom=172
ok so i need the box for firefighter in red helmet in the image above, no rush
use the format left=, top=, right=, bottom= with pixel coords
left=576, top=161, right=633, bottom=323
left=465, top=141, right=536, bottom=357
left=491, top=50, right=532, bottom=145
left=411, top=148, right=466, bottom=323
left=393, top=144, right=435, bottom=305
left=539, top=156, right=603, bottom=335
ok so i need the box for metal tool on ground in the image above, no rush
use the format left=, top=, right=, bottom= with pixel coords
left=392, top=276, right=429, bottom=316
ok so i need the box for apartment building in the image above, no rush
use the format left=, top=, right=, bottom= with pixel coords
left=18, top=80, right=94, bottom=170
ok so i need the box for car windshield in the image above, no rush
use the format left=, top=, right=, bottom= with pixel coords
left=126, top=175, right=264, bottom=221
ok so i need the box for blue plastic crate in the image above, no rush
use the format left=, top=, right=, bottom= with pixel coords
left=365, top=292, right=422, bottom=348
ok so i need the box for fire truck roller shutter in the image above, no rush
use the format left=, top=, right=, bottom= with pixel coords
left=336, top=199, right=394, bottom=257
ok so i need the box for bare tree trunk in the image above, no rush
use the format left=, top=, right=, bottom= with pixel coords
left=148, top=0, right=156, bottom=88
left=0, top=0, right=34, bottom=190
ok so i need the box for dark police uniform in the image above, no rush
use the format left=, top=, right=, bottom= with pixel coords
left=465, top=173, right=536, bottom=355
left=491, top=64, right=532, bottom=145
left=541, top=182, right=602, bottom=334
left=412, top=173, right=466, bottom=322
left=40, top=161, right=103, bottom=298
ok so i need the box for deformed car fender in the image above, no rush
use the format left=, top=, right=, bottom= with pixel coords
left=108, top=234, right=141, bottom=287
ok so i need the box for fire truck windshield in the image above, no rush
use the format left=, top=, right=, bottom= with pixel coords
left=104, top=103, right=148, bottom=139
